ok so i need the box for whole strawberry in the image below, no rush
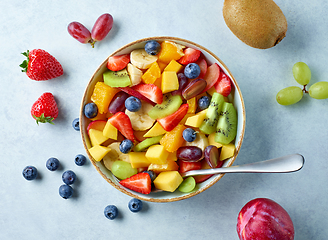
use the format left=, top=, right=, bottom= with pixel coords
left=20, top=49, right=63, bottom=81
left=31, top=92, right=59, bottom=124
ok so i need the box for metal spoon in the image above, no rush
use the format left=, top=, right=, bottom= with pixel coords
left=180, top=153, right=304, bottom=177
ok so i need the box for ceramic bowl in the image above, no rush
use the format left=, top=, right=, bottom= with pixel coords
left=80, top=36, right=246, bottom=203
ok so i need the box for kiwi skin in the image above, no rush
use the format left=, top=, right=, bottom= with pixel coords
left=223, top=0, right=287, bottom=49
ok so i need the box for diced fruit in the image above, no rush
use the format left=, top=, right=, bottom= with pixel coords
left=171, top=73, right=188, bottom=96
left=187, top=97, right=197, bottom=113
left=145, top=144, right=169, bottom=165
left=184, top=63, right=201, bottom=79
left=120, top=172, right=152, bottom=194
left=130, top=49, right=158, bottom=69
left=177, top=146, right=203, bottom=162
left=134, top=130, right=148, bottom=142
left=185, top=109, right=207, bottom=128
left=112, top=160, right=138, bottom=180
left=107, top=54, right=130, bottom=71
left=158, top=41, right=185, bottom=63
left=141, top=61, right=161, bottom=84
left=128, top=152, right=151, bottom=169
left=178, top=176, right=196, bottom=193
left=89, top=129, right=109, bottom=146
left=157, top=61, right=168, bottom=72
left=183, top=132, right=209, bottom=151
left=202, top=63, right=221, bottom=93
left=125, top=102, right=155, bottom=131
left=214, top=72, right=232, bottom=97
left=204, top=145, right=221, bottom=168
left=134, top=135, right=164, bottom=152
left=178, top=47, right=201, bottom=65
left=143, top=122, right=167, bottom=138
left=220, top=143, right=235, bottom=161
left=167, top=152, right=177, bottom=161
left=103, top=142, right=129, bottom=171
left=103, top=69, right=131, bottom=87
left=118, top=87, right=156, bottom=105
left=87, top=120, right=107, bottom=134
left=160, top=124, right=186, bottom=153
left=127, top=63, right=143, bottom=86
left=182, top=78, right=207, bottom=100
left=196, top=57, right=208, bottom=78
left=164, top=60, right=183, bottom=73
left=91, top=82, right=120, bottom=114
left=91, top=13, right=113, bottom=42
left=199, top=92, right=225, bottom=134
left=107, top=112, right=135, bottom=141
left=148, top=160, right=179, bottom=174
left=157, top=104, right=189, bottom=131
left=177, top=159, right=202, bottom=173
left=133, top=83, right=163, bottom=104
left=148, top=94, right=182, bottom=119
left=215, top=102, right=237, bottom=144
left=88, top=145, right=111, bottom=162
left=161, top=71, right=179, bottom=94
left=153, top=171, right=183, bottom=192
left=208, top=132, right=223, bottom=148
left=108, top=91, right=129, bottom=114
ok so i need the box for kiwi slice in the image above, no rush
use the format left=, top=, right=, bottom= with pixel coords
left=103, top=69, right=131, bottom=87
left=214, top=102, right=237, bottom=145
left=199, top=92, right=225, bottom=135
left=134, top=135, right=164, bottom=152
left=148, top=94, right=182, bottom=119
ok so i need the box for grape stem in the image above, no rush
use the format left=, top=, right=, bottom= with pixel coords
left=88, top=39, right=96, bottom=48
left=302, top=85, right=308, bottom=94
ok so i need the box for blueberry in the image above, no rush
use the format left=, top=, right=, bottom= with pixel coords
left=125, top=96, right=141, bottom=112
left=143, top=170, right=157, bottom=182
left=184, top=63, right=201, bottom=79
left=46, top=157, right=60, bottom=171
left=75, top=154, right=86, bottom=166
left=144, top=40, right=161, bottom=55
left=83, top=102, right=98, bottom=119
left=62, top=170, right=76, bottom=185
left=72, top=118, right=80, bottom=131
left=104, top=205, right=118, bottom=220
left=183, top=128, right=197, bottom=142
left=128, top=198, right=143, bottom=213
left=59, top=184, right=73, bottom=199
left=119, top=139, right=134, bottom=154
left=22, top=166, right=38, bottom=180
left=198, top=96, right=210, bottom=110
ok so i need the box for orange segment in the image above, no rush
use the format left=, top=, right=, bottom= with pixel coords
left=148, top=160, right=179, bottom=173
left=160, top=124, right=186, bottom=152
left=187, top=97, right=197, bottom=113
left=158, top=41, right=185, bottom=64
left=141, top=61, right=161, bottom=84
left=91, top=82, right=120, bottom=114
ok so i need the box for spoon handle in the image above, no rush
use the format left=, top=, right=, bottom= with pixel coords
left=180, top=153, right=305, bottom=177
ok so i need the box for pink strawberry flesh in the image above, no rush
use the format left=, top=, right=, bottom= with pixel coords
left=157, top=104, right=189, bottom=132
left=119, top=172, right=151, bottom=194
left=214, top=72, right=232, bottom=97
left=132, top=83, right=163, bottom=104
left=107, top=54, right=130, bottom=72
left=119, top=87, right=156, bottom=106
left=107, top=112, right=135, bottom=141
left=178, top=47, right=201, bottom=65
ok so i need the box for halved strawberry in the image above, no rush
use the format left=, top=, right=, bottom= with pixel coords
left=195, top=57, right=207, bottom=78
left=132, top=83, right=163, bottom=104
left=87, top=120, right=107, bottom=134
left=107, top=54, right=130, bottom=71
left=118, top=87, right=156, bottom=106
left=119, top=172, right=151, bottom=194
left=201, top=63, right=221, bottom=93
left=157, top=104, right=189, bottom=132
left=178, top=47, right=201, bottom=65
left=107, top=112, right=135, bottom=141
left=178, top=159, right=202, bottom=173
left=214, top=72, right=232, bottom=97
left=193, top=159, right=225, bottom=183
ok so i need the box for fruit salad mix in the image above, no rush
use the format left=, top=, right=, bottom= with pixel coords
left=83, top=39, right=238, bottom=194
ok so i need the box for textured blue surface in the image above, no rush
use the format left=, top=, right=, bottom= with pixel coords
left=1, top=0, right=327, bottom=239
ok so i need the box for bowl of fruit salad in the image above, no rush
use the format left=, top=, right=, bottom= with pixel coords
left=80, top=36, right=245, bottom=202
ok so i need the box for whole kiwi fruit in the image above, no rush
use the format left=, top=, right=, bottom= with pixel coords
left=223, top=0, right=287, bottom=49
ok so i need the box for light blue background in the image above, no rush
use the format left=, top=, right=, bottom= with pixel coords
left=1, top=0, right=327, bottom=239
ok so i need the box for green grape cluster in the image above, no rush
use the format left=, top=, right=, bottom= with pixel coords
left=276, top=62, right=328, bottom=105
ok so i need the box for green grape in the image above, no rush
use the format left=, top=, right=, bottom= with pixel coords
left=292, top=62, right=311, bottom=86
left=111, top=160, right=137, bottom=180
left=276, top=86, right=303, bottom=105
left=178, top=176, right=196, bottom=193
left=309, top=81, right=328, bottom=99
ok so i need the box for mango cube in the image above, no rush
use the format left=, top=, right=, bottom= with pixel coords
left=158, top=41, right=185, bottom=63
left=103, top=121, right=118, bottom=140
left=185, top=109, right=207, bottom=128
left=164, top=60, right=183, bottom=73
left=143, top=122, right=167, bottom=137
left=160, top=124, right=186, bottom=153
left=208, top=133, right=223, bottom=149
left=161, top=71, right=179, bottom=94
left=142, top=61, right=161, bottom=84
left=145, top=144, right=169, bottom=164
left=153, top=171, right=183, bottom=192
left=89, top=129, right=109, bottom=146
left=167, top=152, right=177, bottom=161
left=91, top=82, right=120, bottom=114
left=220, top=143, right=235, bottom=161
left=88, top=145, right=111, bottom=162
left=187, top=97, right=197, bottom=114
left=128, top=152, right=151, bottom=168
left=148, top=160, right=179, bottom=173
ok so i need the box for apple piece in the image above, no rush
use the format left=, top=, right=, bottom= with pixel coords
left=87, top=120, right=107, bottom=134
left=201, top=63, right=221, bottom=93
left=237, top=198, right=294, bottom=240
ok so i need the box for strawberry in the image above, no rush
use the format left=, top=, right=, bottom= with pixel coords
left=157, top=104, right=189, bottom=132
left=177, top=159, right=202, bottom=173
left=132, top=83, right=163, bottom=104
left=20, top=49, right=63, bottom=81
left=118, top=87, right=156, bottom=106
left=214, top=72, right=232, bottom=97
left=119, top=172, right=151, bottom=194
left=107, top=54, right=130, bottom=71
left=31, top=92, right=58, bottom=124
left=201, top=63, right=221, bottom=93
left=107, top=112, right=135, bottom=141
left=178, top=47, right=201, bottom=65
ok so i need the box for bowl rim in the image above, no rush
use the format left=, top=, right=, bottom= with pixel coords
left=80, top=36, right=246, bottom=203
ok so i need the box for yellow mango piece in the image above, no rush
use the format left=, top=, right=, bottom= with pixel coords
left=103, top=121, right=118, bottom=140
left=89, top=129, right=109, bottom=146
left=141, top=61, right=161, bottom=84
left=145, top=144, right=169, bottom=164
left=187, top=97, right=197, bottom=114
left=148, top=160, right=179, bottom=173
left=158, top=41, right=185, bottom=64
left=153, top=171, right=183, bottom=192
left=91, top=82, right=120, bottom=114
left=164, top=60, right=183, bottom=73
left=160, top=124, right=186, bottom=153
left=167, top=152, right=177, bottom=161
left=180, top=113, right=194, bottom=125
left=88, top=145, right=111, bottom=162
left=208, top=133, right=223, bottom=148
left=157, top=61, right=168, bottom=72
left=153, top=76, right=162, bottom=89
left=128, top=152, right=151, bottom=168
left=185, top=109, right=207, bottom=128
left=162, top=71, right=179, bottom=94
left=220, top=143, right=236, bottom=161
left=143, top=122, right=167, bottom=137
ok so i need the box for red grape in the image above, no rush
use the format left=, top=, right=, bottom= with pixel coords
left=182, top=78, right=207, bottom=100
left=91, top=13, right=113, bottom=42
left=67, top=22, right=92, bottom=44
left=177, top=146, right=203, bottom=162
left=171, top=73, right=188, bottom=96
left=108, top=91, right=129, bottom=114
left=204, top=145, right=221, bottom=168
